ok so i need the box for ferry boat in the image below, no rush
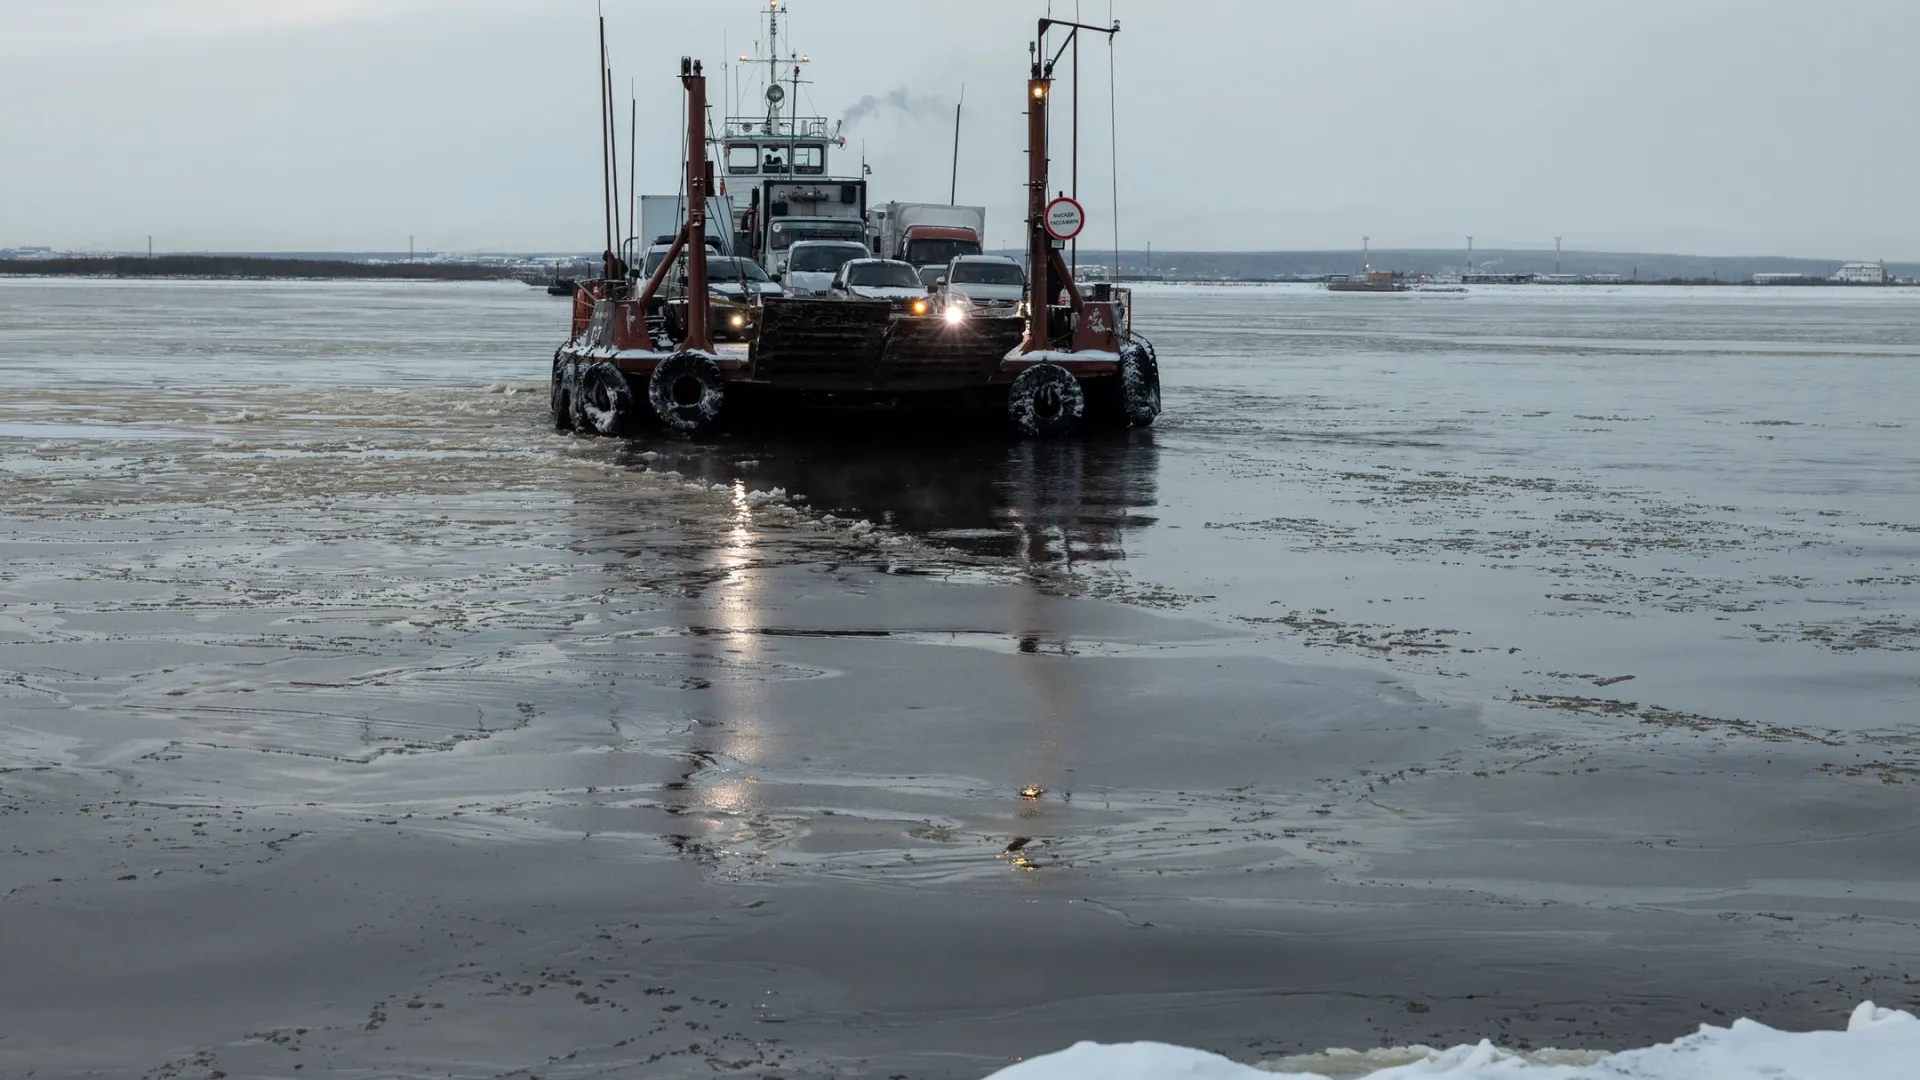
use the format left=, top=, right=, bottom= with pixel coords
left=547, top=10, right=1162, bottom=439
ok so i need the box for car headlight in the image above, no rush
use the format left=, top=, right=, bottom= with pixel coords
left=944, top=304, right=966, bottom=324
left=730, top=313, right=745, bottom=328
left=911, top=298, right=928, bottom=315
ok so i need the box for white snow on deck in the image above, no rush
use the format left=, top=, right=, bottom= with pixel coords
left=1004, top=347, right=1122, bottom=364
left=981, top=1002, right=1917, bottom=1079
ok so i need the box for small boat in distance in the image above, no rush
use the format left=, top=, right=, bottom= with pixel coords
left=547, top=277, right=577, bottom=296
left=1327, top=270, right=1407, bottom=293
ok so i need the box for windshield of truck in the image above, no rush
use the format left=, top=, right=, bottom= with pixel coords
left=772, top=224, right=864, bottom=250
left=787, top=244, right=870, bottom=273
left=905, top=238, right=981, bottom=266
left=950, top=261, right=1025, bottom=286
left=846, top=262, right=921, bottom=288
left=706, top=258, right=770, bottom=282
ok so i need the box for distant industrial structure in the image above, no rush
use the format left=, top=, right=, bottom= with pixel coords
left=1832, top=261, right=1891, bottom=284
left=1753, top=261, right=1893, bottom=285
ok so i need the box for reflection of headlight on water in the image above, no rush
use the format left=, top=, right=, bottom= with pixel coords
left=944, top=304, right=966, bottom=324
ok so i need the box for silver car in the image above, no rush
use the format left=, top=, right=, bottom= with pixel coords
left=940, top=255, right=1026, bottom=313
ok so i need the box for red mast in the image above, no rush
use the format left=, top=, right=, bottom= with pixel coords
left=1024, top=17, right=1120, bottom=354
left=679, top=57, right=713, bottom=354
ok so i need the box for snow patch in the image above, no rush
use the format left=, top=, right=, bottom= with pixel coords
left=980, top=1003, right=1920, bottom=1079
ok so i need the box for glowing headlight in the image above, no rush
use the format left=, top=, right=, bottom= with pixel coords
left=944, top=304, right=966, bottom=324
left=911, top=299, right=928, bottom=315
left=730, top=313, right=745, bottom=328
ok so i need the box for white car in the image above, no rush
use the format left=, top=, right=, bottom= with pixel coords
left=828, top=259, right=933, bottom=315
left=940, top=255, right=1026, bottom=312
left=779, top=240, right=872, bottom=297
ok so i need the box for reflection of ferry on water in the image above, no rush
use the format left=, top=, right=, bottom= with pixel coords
left=622, top=431, right=1161, bottom=567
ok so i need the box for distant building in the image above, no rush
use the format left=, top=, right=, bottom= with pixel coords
left=1753, top=272, right=1818, bottom=285
left=1833, top=261, right=1890, bottom=284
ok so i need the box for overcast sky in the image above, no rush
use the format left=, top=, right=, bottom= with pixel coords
left=4, top=0, right=1915, bottom=259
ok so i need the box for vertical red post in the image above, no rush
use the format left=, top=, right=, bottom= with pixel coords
left=681, top=58, right=713, bottom=354
left=1023, top=60, right=1050, bottom=353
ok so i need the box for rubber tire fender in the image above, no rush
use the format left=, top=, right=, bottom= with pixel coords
left=567, top=361, right=594, bottom=433
left=578, top=361, right=634, bottom=436
left=1119, top=336, right=1161, bottom=428
left=550, top=347, right=574, bottom=431
left=1007, top=362, right=1085, bottom=437
left=648, top=350, right=726, bottom=435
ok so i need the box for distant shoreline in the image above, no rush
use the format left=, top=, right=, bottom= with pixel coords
left=0, top=255, right=518, bottom=282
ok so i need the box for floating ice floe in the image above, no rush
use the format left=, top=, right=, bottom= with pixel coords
left=980, top=1002, right=1918, bottom=1079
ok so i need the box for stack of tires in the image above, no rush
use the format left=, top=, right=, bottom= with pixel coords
left=1006, top=335, right=1160, bottom=436
left=550, top=349, right=727, bottom=437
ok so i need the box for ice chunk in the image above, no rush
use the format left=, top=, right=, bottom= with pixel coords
left=849, top=519, right=874, bottom=537
left=982, top=1003, right=1920, bottom=1079
left=985, top=1041, right=1266, bottom=1080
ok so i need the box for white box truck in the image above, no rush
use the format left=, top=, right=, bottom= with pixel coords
left=637, top=194, right=736, bottom=258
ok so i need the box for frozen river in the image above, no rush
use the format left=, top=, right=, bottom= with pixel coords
left=2, top=278, right=1917, bottom=1077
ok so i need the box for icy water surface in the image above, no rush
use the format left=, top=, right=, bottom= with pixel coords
left=1, top=278, right=1917, bottom=1078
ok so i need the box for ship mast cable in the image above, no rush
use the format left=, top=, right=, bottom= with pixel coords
left=604, top=45, right=623, bottom=274
left=628, top=81, right=637, bottom=267
left=702, top=105, right=750, bottom=293
left=1108, top=0, right=1119, bottom=282
left=596, top=11, right=614, bottom=279
left=949, top=85, right=964, bottom=206
left=1071, top=0, right=1079, bottom=276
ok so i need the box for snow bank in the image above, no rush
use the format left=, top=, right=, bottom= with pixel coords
left=980, top=1003, right=1917, bottom=1080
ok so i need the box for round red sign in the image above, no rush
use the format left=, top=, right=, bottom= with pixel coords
left=1044, top=197, right=1085, bottom=241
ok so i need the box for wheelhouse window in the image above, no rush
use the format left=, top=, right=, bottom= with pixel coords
left=726, top=145, right=760, bottom=175
left=791, top=144, right=825, bottom=174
